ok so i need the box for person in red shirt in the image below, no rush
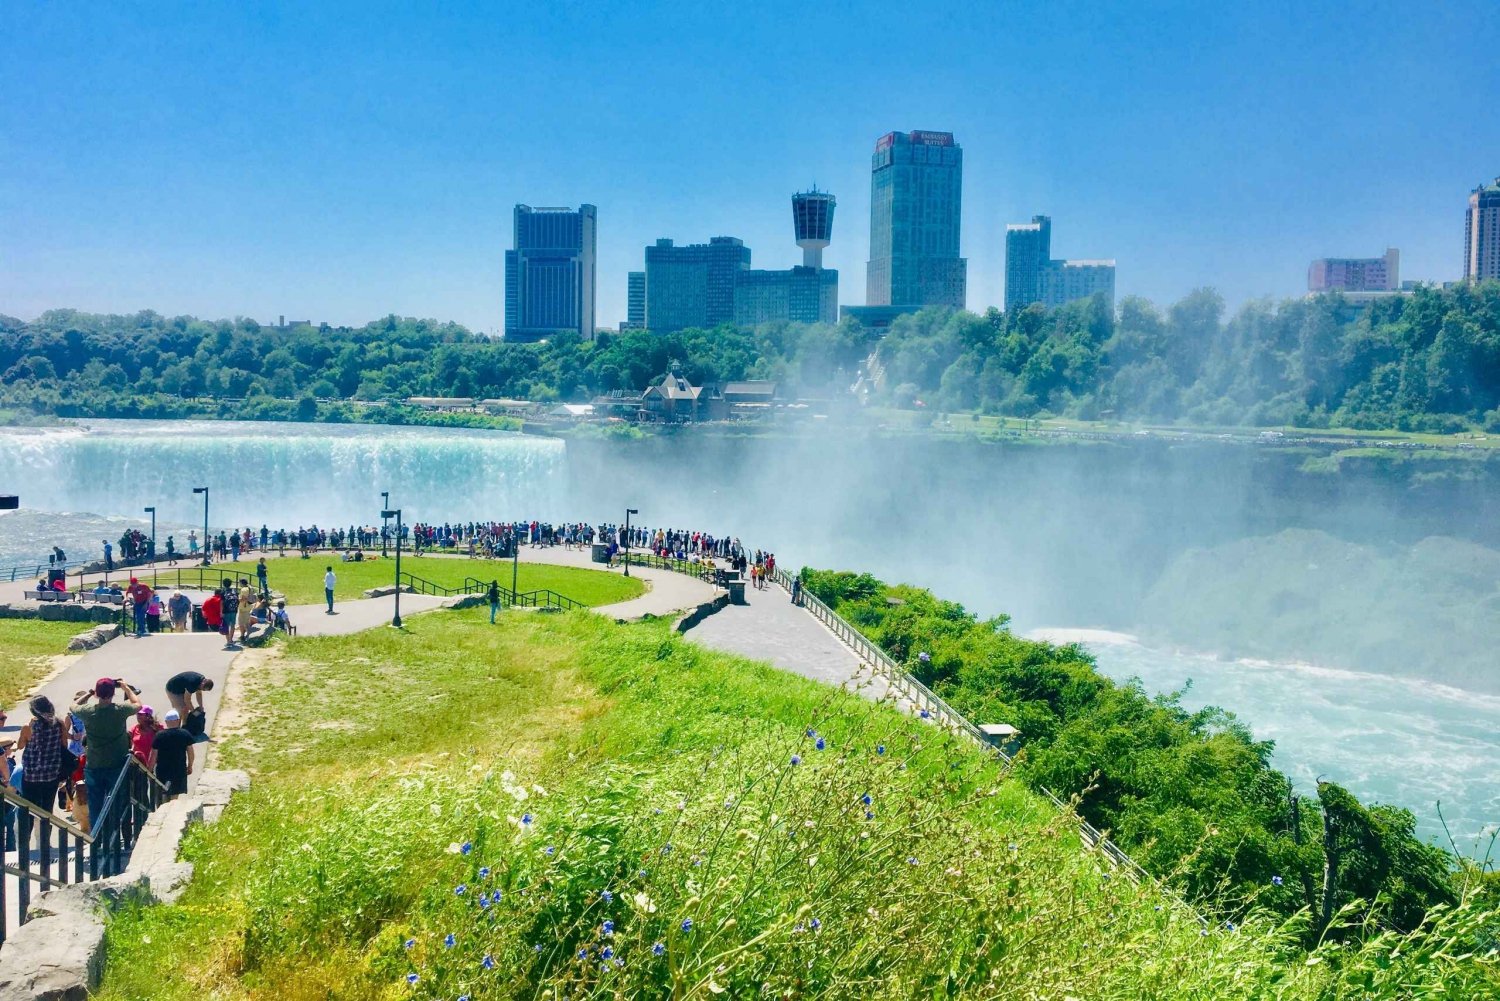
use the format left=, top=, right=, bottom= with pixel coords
left=126, top=577, right=153, bottom=638
left=130, top=706, right=160, bottom=770
left=201, top=588, right=223, bottom=636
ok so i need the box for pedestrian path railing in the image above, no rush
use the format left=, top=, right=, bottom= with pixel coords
left=0, top=757, right=169, bottom=948
left=767, top=565, right=1156, bottom=886
left=0, top=559, right=91, bottom=583
left=395, top=572, right=586, bottom=611
left=624, top=552, right=722, bottom=584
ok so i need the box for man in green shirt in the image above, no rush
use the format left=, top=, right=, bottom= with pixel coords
left=73, top=676, right=142, bottom=831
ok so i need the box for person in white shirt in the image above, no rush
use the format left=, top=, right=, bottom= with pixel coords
left=324, top=566, right=336, bottom=614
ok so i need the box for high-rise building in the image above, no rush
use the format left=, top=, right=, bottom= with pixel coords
left=866, top=130, right=966, bottom=308
left=644, top=236, right=750, bottom=332
left=1309, top=248, right=1399, bottom=292
left=1465, top=176, right=1500, bottom=282
left=1003, top=215, right=1115, bottom=311
left=625, top=271, right=646, bottom=330
left=734, top=267, right=838, bottom=327
left=504, top=204, right=596, bottom=342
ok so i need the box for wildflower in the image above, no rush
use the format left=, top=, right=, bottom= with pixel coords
left=455, top=884, right=467, bottom=895
left=919, top=709, right=931, bottom=719
left=522, top=813, right=533, bottom=826
left=681, top=918, right=694, bottom=932
left=809, top=917, right=821, bottom=930
left=406, top=972, right=419, bottom=984
left=918, top=651, right=930, bottom=663
left=461, top=842, right=473, bottom=855
left=865, top=811, right=874, bottom=820
left=444, top=933, right=456, bottom=948
left=790, top=754, right=801, bottom=766
left=876, top=744, right=886, bottom=755
left=600, top=890, right=613, bottom=903
left=482, top=954, right=495, bottom=970
left=1271, top=875, right=1283, bottom=886
left=1008, top=844, right=1018, bottom=851
left=602, top=946, right=615, bottom=960
left=478, top=866, right=491, bottom=879
left=793, top=922, right=805, bottom=933
left=908, top=857, right=919, bottom=865
left=653, top=941, right=666, bottom=956
left=805, top=727, right=817, bottom=738
left=602, top=920, right=615, bottom=936
left=861, top=793, right=872, bottom=806
left=614, top=957, right=625, bottom=968
left=1154, top=905, right=1163, bottom=912
left=578, top=948, right=589, bottom=959
left=403, top=938, right=415, bottom=950
left=1225, top=921, right=1237, bottom=931
left=661, top=843, right=673, bottom=854
left=479, top=893, right=491, bottom=909
left=544, top=846, right=556, bottom=856
left=534, top=944, right=544, bottom=953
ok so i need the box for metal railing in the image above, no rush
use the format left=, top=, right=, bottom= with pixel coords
left=0, top=558, right=91, bottom=583
left=624, top=552, right=722, bottom=584
left=1, top=757, right=169, bottom=948
left=395, top=572, right=587, bottom=611
left=769, top=565, right=1156, bottom=886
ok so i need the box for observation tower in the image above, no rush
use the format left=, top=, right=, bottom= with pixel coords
left=792, top=189, right=836, bottom=269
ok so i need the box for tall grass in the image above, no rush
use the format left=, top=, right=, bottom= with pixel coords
left=95, top=611, right=1499, bottom=999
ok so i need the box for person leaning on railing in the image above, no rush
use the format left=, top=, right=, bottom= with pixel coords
left=72, top=677, right=142, bottom=828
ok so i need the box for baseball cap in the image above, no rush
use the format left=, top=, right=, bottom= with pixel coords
left=95, top=678, right=117, bottom=698
left=137, top=705, right=155, bottom=717
left=163, top=709, right=181, bottom=722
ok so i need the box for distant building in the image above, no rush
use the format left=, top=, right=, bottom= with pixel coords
left=734, top=266, right=838, bottom=326
left=504, top=204, right=597, bottom=342
left=1309, top=248, right=1399, bottom=292
left=642, top=374, right=724, bottom=422
left=866, top=130, right=966, bottom=308
left=644, top=237, right=750, bottom=332
left=1004, top=215, right=1115, bottom=312
left=793, top=189, right=836, bottom=269
left=1465, top=176, right=1500, bottom=282
left=840, top=304, right=923, bottom=330
left=624, top=271, right=646, bottom=330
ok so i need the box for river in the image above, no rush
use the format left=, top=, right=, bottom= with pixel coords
left=0, top=418, right=1494, bottom=849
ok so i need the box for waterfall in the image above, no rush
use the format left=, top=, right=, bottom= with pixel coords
left=0, top=420, right=567, bottom=562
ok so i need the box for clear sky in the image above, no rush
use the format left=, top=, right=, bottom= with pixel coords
left=3, top=1, right=1497, bottom=333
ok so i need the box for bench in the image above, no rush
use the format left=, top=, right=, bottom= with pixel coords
left=78, top=591, right=125, bottom=605
left=23, top=589, right=74, bottom=602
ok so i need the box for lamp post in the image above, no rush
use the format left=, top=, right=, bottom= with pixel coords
left=381, top=492, right=390, bottom=556
left=511, top=524, right=519, bottom=598
left=624, top=508, right=638, bottom=577
left=382, top=507, right=403, bottom=628
left=143, top=506, right=156, bottom=562
left=192, top=487, right=209, bottom=566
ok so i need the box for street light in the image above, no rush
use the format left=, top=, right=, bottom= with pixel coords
left=381, top=492, right=390, bottom=556
left=192, top=487, right=209, bottom=566
left=624, top=508, right=638, bottom=577
left=143, top=506, right=156, bottom=562
left=381, top=507, right=403, bottom=628
left=511, top=524, right=519, bottom=598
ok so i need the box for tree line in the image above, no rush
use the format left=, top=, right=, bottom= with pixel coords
left=2, top=282, right=1498, bottom=431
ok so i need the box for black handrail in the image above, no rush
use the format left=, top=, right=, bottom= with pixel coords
left=398, top=571, right=586, bottom=611
left=1, top=757, right=169, bottom=948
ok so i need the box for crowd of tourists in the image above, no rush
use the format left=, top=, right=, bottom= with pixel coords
left=1, top=671, right=213, bottom=846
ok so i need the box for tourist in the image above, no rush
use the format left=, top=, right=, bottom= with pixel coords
left=165, top=535, right=177, bottom=565
left=202, top=587, right=224, bottom=642
left=102, top=539, right=113, bottom=573
left=145, top=591, right=163, bottom=633
left=324, top=565, right=336, bottom=614
left=220, top=577, right=239, bottom=648
left=15, top=696, right=69, bottom=817
left=165, top=670, right=214, bottom=718
left=188, top=530, right=198, bottom=557
left=72, top=677, right=143, bottom=827
left=237, top=577, right=257, bottom=641
left=272, top=599, right=294, bottom=634
left=791, top=576, right=803, bottom=606
left=168, top=589, right=191, bottom=632
left=151, top=710, right=195, bottom=799
left=256, top=557, right=269, bottom=597
left=488, top=579, right=501, bottom=623
left=130, top=705, right=160, bottom=769
left=126, top=577, right=153, bottom=637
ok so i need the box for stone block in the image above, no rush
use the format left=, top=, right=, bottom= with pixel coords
left=196, top=768, right=250, bottom=824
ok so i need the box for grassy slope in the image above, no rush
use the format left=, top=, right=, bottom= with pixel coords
left=0, top=618, right=84, bottom=706
left=94, top=610, right=1495, bottom=1000
left=180, top=557, right=643, bottom=607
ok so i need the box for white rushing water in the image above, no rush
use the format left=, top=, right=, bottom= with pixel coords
left=0, top=418, right=1494, bottom=850
left=1029, top=628, right=1500, bottom=852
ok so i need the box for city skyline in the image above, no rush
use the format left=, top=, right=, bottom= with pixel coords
left=3, top=2, right=1498, bottom=332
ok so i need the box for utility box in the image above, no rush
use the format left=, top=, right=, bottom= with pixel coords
left=591, top=543, right=610, bottom=564
left=979, top=723, right=1021, bottom=756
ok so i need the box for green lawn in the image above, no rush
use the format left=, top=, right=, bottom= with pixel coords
left=92, top=610, right=1494, bottom=1000
left=0, top=618, right=86, bottom=706
left=177, top=557, right=643, bottom=607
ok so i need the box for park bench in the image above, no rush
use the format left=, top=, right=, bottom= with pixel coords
left=78, top=591, right=125, bottom=605
left=23, top=589, right=74, bottom=602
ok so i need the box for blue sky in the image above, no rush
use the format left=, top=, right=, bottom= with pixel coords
left=3, top=1, right=1497, bottom=332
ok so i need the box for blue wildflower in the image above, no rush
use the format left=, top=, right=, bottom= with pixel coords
left=918, top=651, right=930, bottom=662
left=908, top=857, right=919, bottom=865
left=534, top=943, right=544, bottom=953
left=815, top=737, right=826, bottom=750
left=521, top=813, right=533, bottom=826
left=865, top=811, right=874, bottom=820
left=1225, top=921, right=1237, bottom=931
left=862, top=793, right=872, bottom=806
left=444, top=933, right=455, bottom=948
left=406, top=972, right=418, bottom=984
left=482, top=953, right=495, bottom=970
left=810, top=917, right=821, bottom=930
left=1271, top=875, right=1283, bottom=886
left=403, top=938, right=415, bottom=950
left=578, top=947, right=588, bottom=959
left=544, top=845, right=556, bottom=856
left=460, top=842, right=473, bottom=855
left=876, top=744, right=886, bottom=755
left=661, top=843, right=672, bottom=854
left=600, top=890, right=613, bottom=903
left=478, top=866, right=491, bottom=879
left=681, top=918, right=694, bottom=932
left=1008, top=843, right=1018, bottom=851
left=614, top=957, right=624, bottom=968
left=479, top=893, right=491, bottom=909
left=652, top=942, right=666, bottom=956
left=455, top=884, right=467, bottom=895
left=602, top=920, right=615, bottom=935
left=919, top=709, right=931, bottom=719
left=1154, top=905, right=1163, bottom=912
left=602, top=946, right=614, bottom=960
left=806, top=728, right=817, bottom=738
left=790, top=754, right=801, bottom=765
